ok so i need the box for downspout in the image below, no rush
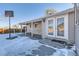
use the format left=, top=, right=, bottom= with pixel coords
left=74, top=4, right=76, bottom=45
left=55, top=17, right=56, bottom=39
left=74, top=3, right=77, bottom=55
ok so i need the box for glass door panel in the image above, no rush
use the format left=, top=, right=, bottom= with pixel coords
left=48, top=19, right=54, bottom=35
left=57, top=18, right=64, bottom=36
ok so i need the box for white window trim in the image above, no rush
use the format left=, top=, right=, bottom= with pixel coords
left=56, top=14, right=68, bottom=40
left=56, top=17, right=65, bottom=38
left=46, top=14, right=68, bottom=40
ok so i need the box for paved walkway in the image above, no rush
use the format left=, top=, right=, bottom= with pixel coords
left=31, top=45, right=56, bottom=56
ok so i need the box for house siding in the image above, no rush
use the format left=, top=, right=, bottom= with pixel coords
left=75, top=25, right=79, bottom=55
left=75, top=10, right=79, bottom=55
left=26, top=24, right=31, bottom=33
left=33, top=22, right=42, bottom=35
left=68, top=12, right=75, bottom=44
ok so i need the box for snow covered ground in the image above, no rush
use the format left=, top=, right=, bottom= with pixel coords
left=0, top=33, right=76, bottom=56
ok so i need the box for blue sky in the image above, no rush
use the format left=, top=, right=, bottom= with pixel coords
left=0, top=3, right=73, bottom=28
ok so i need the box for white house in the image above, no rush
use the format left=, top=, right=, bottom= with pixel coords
left=19, top=8, right=79, bottom=45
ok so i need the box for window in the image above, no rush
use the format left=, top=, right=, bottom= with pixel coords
left=35, top=24, right=38, bottom=28
left=57, top=17, right=64, bottom=36
left=48, top=19, right=54, bottom=35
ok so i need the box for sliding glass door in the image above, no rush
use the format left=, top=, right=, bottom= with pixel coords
left=57, top=17, right=64, bottom=37
left=48, top=17, right=65, bottom=38
left=47, top=17, right=65, bottom=38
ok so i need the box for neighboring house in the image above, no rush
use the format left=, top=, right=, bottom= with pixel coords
left=19, top=8, right=79, bottom=45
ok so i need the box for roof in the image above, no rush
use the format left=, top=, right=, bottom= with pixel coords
left=19, top=7, right=75, bottom=25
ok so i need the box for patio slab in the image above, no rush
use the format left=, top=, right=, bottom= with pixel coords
left=39, top=39, right=65, bottom=49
